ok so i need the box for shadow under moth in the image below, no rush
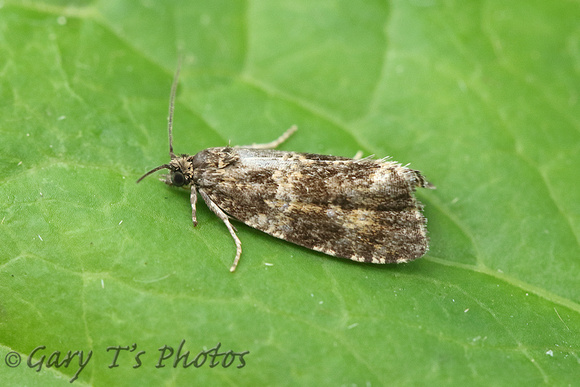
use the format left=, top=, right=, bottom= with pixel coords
left=138, top=67, right=434, bottom=272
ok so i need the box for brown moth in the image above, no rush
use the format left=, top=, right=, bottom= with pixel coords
left=138, top=67, right=434, bottom=272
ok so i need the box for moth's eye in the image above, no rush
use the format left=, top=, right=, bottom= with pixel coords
left=171, top=171, right=185, bottom=187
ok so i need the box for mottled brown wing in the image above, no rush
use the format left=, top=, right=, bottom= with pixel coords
left=196, top=148, right=429, bottom=264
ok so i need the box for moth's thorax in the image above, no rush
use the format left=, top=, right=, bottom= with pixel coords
left=193, top=147, right=239, bottom=168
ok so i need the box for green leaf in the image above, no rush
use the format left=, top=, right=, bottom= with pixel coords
left=1, top=0, right=578, bottom=385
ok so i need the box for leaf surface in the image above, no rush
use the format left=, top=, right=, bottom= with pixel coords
left=0, top=1, right=578, bottom=385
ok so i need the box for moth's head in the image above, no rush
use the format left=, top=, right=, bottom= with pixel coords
left=136, top=155, right=194, bottom=188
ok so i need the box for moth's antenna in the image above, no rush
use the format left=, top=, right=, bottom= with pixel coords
left=168, top=58, right=182, bottom=159
left=136, top=164, right=171, bottom=183
left=137, top=58, right=182, bottom=184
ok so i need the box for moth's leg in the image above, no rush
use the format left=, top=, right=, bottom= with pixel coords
left=199, top=189, right=242, bottom=272
left=353, top=150, right=363, bottom=160
left=238, top=125, right=297, bottom=149
left=190, top=185, right=198, bottom=226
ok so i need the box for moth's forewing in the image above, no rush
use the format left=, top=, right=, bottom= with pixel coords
left=194, top=148, right=429, bottom=264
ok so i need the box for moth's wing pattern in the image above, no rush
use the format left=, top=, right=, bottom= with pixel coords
left=196, top=148, right=429, bottom=264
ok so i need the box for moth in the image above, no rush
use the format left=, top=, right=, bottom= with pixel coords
left=138, top=67, right=434, bottom=272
